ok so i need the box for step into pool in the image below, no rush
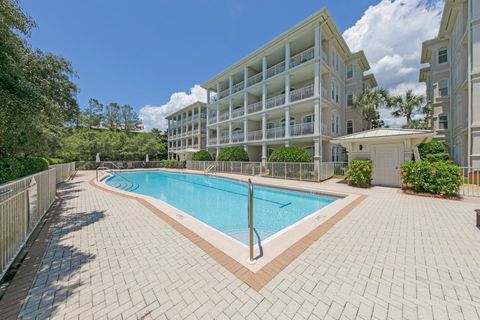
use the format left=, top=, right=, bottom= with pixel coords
left=105, top=171, right=338, bottom=245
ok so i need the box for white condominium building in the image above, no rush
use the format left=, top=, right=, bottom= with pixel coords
left=201, top=8, right=377, bottom=163
left=420, top=0, right=480, bottom=167
left=166, top=102, right=207, bottom=161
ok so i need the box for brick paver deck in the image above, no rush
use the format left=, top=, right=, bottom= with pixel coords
left=2, top=171, right=480, bottom=320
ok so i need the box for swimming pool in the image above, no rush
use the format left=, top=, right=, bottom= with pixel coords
left=105, top=171, right=337, bottom=245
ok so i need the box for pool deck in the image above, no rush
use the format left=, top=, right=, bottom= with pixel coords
left=1, top=170, right=480, bottom=319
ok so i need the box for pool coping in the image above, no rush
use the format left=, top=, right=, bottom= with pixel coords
left=90, top=170, right=366, bottom=291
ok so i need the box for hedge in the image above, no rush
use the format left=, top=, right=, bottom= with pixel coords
left=217, top=147, right=249, bottom=162
left=192, top=150, right=213, bottom=161
left=160, top=160, right=185, bottom=168
left=267, top=147, right=312, bottom=162
left=401, top=160, right=462, bottom=196
left=0, top=157, right=50, bottom=184
left=345, top=160, right=373, bottom=188
left=418, top=141, right=450, bottom=162
left=47, top=157, right=65, bottom=165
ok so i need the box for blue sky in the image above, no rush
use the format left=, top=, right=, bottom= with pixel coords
left=21, top=0, right=444, bottom=130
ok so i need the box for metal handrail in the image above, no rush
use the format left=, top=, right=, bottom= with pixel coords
left=247, top=179, right=256, bottom=264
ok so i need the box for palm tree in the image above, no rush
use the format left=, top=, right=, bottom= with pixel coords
left=352, top=88, right=389, bottom=129
left=389, top=90, right=425, bottom=125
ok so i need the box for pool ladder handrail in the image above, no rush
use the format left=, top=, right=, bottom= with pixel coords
left=247, top=178, right=256, bottom=264
left=204, top=163, right=216, bottom=176
left=96, top=162, right=136, bottom=186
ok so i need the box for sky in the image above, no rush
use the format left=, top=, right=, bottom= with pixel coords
left=21, top=0, right=445, bottom=131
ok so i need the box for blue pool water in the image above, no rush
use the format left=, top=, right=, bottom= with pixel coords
left=105, top=171, right=337, bottom=245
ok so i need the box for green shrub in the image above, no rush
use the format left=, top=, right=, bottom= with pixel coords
left=345, top=160, right=373, bottom=188
left=191, top=150, right=213, bottom=161
left=401, top=160, right=462, bottom=196
left=267, top=147, right=312, bottom=162
left=160, top=159, right=185, bottom=168
left=418, top=141, right=450, bottom=162
left=217, top=147, right=249, bottom=162
left=0, top=157, right=49, bottom=184
left=47, top=157, right=65, bottom=165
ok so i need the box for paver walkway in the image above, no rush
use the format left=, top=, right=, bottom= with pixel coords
left=2, top=171, right=480, bottom=319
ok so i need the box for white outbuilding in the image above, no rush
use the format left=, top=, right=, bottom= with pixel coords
left=332, top=128, right=435, bottom=187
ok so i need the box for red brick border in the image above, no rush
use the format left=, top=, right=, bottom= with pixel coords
left=90, top=178, right=366, bottom=291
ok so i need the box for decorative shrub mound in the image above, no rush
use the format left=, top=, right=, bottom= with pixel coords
left=267, top=147, right=312, bottom=162
left=345, top=160, right=373, bottom=188
left=191, top=150, right=213, bottom=161
left=418, top=141, right=450, bottom=162
left=47, top=158, right=65, bottom=165
left=217, top=147, right=249, bottom=162
left=0, top=157, right=50, bottom=184
left=160, top=160, right=184, bottom=168
left=401, top=160, right=462, bottom=197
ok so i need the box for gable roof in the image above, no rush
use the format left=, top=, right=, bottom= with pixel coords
left=332, top=128, right=434, bottom=143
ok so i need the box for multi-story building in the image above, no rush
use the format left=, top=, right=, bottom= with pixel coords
left=166, top=102, right=207, bottom=161
left=420, top=0, right=480, bottom=167
left=201, top=8, right=376, bottom=164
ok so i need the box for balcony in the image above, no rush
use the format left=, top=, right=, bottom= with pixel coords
left=219, top=136, right=230, bottom=144
left=266, top=61, right=285, bottom=79
left=290, top=47, right=314, bottom=69
left=321, top=86, right=328, bottom=100
left=247, top=73, right=262, bottom=87
left=231, top=107, right=244, bottom=118
left=208, top=138, right=217, bottom=145
left=208, top=112, right=217, bottom=124
left=266, top=127, right=285, bottom=139
left=290, top=122, right=314, bottom=136
left=321, top=50, right=328, bottom=63
left=231, top=133, right=244, bottom=143
left=290, top=84, right=314, bottom=103
left=218, top=88, right=229, bottom=100
left=247, top=101, right=262, bottom=114
left=219, top=112, right=229, bottom=122
left=266, top=94, right=285, bottom=109
left=247, top=130, right=262, bottom=141
left=232, top=81, right=244, bottom=94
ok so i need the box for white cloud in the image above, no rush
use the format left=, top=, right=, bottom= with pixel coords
left=139, top=85, right=207, bottom=131
left=343, top=0, right=444, bottom=127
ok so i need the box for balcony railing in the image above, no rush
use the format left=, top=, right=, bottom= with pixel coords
left=218, top=88, right=229, bottom=100
left=321, top=50, right=328, bottom=63
left=247, top=73, right=262, bottom=87
left=232, top=81, right=244, bottom=94
left=266, top=94, right=285, bottom=109
left=290, top=47, right=314, bottom=69
left=219, top=136, right=230, bottom=144
left=219, top=112, right=229, bottom=122
left=247, top=130, right=263, bottom=141
left=208, top=138, right=217, bottom=145
left=290, top=84, right=314, bottom=103
left=231, top=133, right=244, bottom=143
left=247, top=101, right=263, bottom=114
left=266, top=127, right=285, bottom=139
left=290, top=122, right=314, bottom=136
left=231, top=107, right=244, bottom=118
left=266, top=61, right=285, bottom=79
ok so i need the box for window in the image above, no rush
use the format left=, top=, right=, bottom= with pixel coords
left=346, top=120, right=353, bottom=134
left=303, top=114, right=314, bottom=123
left=439, top=113, right=448, bottom=129
left=347, top=94, right=353, bottom=107
left=438, top=80, right=448, bottom=97
left=232, top=127, right=242, bottom=135
left=267, top=122, right=275, bottom=129
left=280, top=117, right=295, bottom=127
left=331, top=111, right=340, bottom=134
left=346, top=64, right=353, bottom=79
left=438, top=47, right=448, bottom=64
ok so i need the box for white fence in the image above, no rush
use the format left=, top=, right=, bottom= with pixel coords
left=187, top=161, right=336, bottom=182
left=0, top=162, right=76, bottom=280
left=460, top=167, right=480, bottom=197
left=50, top=162, right=76, bottom=184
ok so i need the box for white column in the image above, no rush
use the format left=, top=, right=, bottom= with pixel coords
left=262, top=113, right=267, bottom=141
left=243, top=118, right=248, bottom=143
left=262, top=143, right=267, bottom=163
left=262, top=56, right=267, bottom=80
left=285, top=73, right=290, bottom=104
left=229, top=122, right=232, bottom=144
left=216, top=125, right=220, bottom=145
left=314, top=100, right=321, bottom=135
left=262, top=84, right=267, bottom=110
left=244, top=66, right=248, bottom=89
left=216, top=147, right=220, bottom=158
left=229, top=75, right=233, bottom=95
left=207, top=89, right=211, bottom=104
left=285, top=42, right=291, bottom=70
left=314, top=138, right=321, bottom=164
left=285, top=141, right=290, bottom=147
left=216, top=103, right=220, bottom=123
left=314, top=23, right=323, bottom=98
left=206, top=128, right=210, bottom=147
left=243, top=91, right=248, bottom=112
left=229, top=98, right=232, bottom=119
left=285, top=107, right=290, bottom=138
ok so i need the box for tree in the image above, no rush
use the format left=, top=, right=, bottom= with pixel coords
left=402, top=119, right=429, bottom=130
left=83, top=98, right=104, bottom=128
left=104, top=103, right=122, bottom=130
left=120, top=104, right=141, bottom=132
left=352, top=88, right=389, bottom=129
left=0, top=0, right=79, bottom=157
left=389, top=90, right=425, bottom=125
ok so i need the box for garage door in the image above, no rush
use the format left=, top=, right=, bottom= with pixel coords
left=372, top=145, right=402, bottom=187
